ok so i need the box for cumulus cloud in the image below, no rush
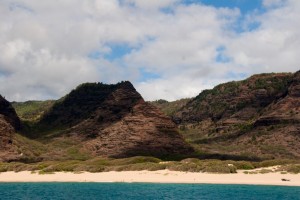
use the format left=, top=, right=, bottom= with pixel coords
left=225, top=0, right=300, bottom=74
left=123, top=0, right=179, bottom=9
left=263, top=0, right=286, bottom=8
left=0, top=0, right=299, bottom=101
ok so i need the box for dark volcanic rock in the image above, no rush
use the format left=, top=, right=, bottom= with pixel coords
left=0, top=95, right=20, bottom=161
left=82, top=101, right=193, bottom=158
left=0, top=95, right=20, bottom=130
left=255, top=71, right=300, bottom=127
left=38, top=81, right=193, bottom=158
left=0, top=115, right=14, bottom=148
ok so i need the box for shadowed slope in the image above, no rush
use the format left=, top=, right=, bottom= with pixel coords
left=0, top=95, right=21, bottom=161
left=32, top=81, right=193, bottom=158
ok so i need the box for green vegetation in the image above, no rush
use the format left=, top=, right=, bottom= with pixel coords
left=278, top=164, right=300, bottom=174
left=195, top=89, right=216, bottom=101
left=4, top=73, right=299, bottom=175
left=13, top=134, right=47, bottom=163
left=12, top=100, right=55, bottom=121
left=253, top=159, right=300, bottom=168
left=195, top=80, right=241, bottom=102
left=259, top=145, right=295, bottom=158
left=1, top=157, right=299, bottom=174
left=236, top=122, right=254, bottom=134
left=252, top=74, right=291, bottom=94
left=217, top=81, right=240, bottom=94
left=182, top=73, right=293, bottom=123
left=150, top=98, right=191, bottom=116
left=38, top=82, right=124, bottom=129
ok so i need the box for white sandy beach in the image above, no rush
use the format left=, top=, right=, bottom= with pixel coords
left=0, top=170, right=299, bottom=186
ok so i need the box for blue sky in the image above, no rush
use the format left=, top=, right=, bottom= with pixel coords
left=91, top=0, right=266, bottom=83
left=184, top=0, right=263, bottom=13
left=0, top=0, right=299, bottom=101
left=105, top=0, right=266, bottom=60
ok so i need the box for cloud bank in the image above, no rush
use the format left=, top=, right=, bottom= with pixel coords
left=0, top=0, right=299, bottom=101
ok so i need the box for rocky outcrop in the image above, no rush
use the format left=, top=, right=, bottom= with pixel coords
left=254, top=71, right=300, bottom=127
left=0, top=115, right=14, bottom=148
left=168, top=72, right=300, bottom=159
left=38, top=81, right=193, bottom=158
left=82, top=101, right=192, bottom=158
left=0, top=95, right=20, bottom=162
left=175, top=73, right=292, bottom=124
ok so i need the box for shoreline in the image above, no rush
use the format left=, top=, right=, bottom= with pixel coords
left=0, top=170, right=300, bottom=186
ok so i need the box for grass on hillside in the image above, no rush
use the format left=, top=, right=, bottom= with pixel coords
left=12, top=100, right=55, bottom=121
left=14, top=133, right=93, bottom=162
left=150, top=98, right=191, bottom=116
left=1, top=156, right=299, bottom=174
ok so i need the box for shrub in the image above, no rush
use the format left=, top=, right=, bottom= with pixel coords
left=109, top=156, right=162, bottom=166
left=167, top=162, right=202, bottom=172
left=279, top=165, right=300, bottom=174
left=232, top=161, right=255, bottom=170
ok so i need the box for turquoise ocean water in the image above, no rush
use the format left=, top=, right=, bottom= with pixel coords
left=0, top=183, right=299, bottom=200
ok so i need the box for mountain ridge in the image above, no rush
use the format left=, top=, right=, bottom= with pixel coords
left=12, top=81, right=193, bottom=160
left=150, top=71, right=300, bottom=159
left=4, top=71, right=300, bottom=162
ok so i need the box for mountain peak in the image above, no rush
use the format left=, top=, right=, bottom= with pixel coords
left=31, top=81, right=193, bottom=158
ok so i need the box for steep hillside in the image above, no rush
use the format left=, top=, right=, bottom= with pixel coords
left=29, top=81, right=193, bottom=159
left=150, top=98, right=191, bottom=117
left=4, top=72, right=298, bottom=162
left=173, top=72, right=300, bottom=160
left=0, top=95, right=20, bottom=161
left=38, top=83, right=121, bottom=129
left=175, top=73, right=292, bottom=123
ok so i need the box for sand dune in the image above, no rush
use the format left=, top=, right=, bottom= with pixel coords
left=0, top=170, right=299, bottom=186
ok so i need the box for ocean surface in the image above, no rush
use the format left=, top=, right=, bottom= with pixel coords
left=0, top=183, right=299, bottom=200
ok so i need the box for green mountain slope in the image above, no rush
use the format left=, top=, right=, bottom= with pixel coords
left=12, top=100, right=55, bottom=121
left=171, top=71, right=300, bottom=160
left=149, top=98, right=191, bottom=117
left=17, top=81, right=193, bottom=159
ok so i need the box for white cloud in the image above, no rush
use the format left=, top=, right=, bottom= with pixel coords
left=226, top=0, right=300, bottom=74
left=123, top=0, right=179, bottom=9
left=0, top=39, right=101, bottom=100
left=0, top=0, right=299, bottom=102
left=136, top=66, right=237, bottom=101
left=263, top=0, right=286, bottom=8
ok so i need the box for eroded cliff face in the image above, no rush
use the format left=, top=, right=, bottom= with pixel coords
left=255, top=71, right=300, bottom=126
left=168, top=72, right=300, bottom=159
left=37, top=81, right=193, bottom=158
left=0, top=95, right=20, bottom=162
left=175, top=73, right=292, bottom=124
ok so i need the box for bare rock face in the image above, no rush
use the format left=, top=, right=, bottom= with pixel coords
left=0, top=95, right=20, bottom=162
left=255, top=71, right=300, bottom=127
left=0, top=115, right=14, bottom=148
left=170, top=72, right=300, bottom=159
left=39, top=81, right=193, bottom=158
left=82, top=101, right=192, bottom=158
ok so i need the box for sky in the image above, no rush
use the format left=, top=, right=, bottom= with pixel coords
left=0, top=0, right=299, bottom=101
